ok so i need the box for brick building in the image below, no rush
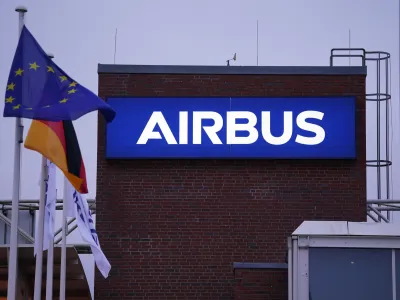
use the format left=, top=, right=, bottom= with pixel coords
left=95, top=65, right=366, bottom=299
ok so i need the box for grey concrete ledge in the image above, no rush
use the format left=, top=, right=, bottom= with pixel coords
left=98, top=64, right=367, bottom=76
left=233, top=262, right=288, bottom=269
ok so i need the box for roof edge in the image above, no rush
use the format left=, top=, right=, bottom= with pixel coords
left=292, top=221, right=400, bottom=237
left=98, top=64, right=367, bottom=76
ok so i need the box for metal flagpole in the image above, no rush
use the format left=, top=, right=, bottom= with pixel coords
left=45, top=54, right=55, bottom=300
left=33, top=156, right=47, bottom=300
left=59, top=177, right=68, bottom=300
left=7, top=6, right=27, bottom=300
left=45, top=229, right=54, bottom=300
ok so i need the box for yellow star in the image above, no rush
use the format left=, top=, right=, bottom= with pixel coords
left=5, top=96, right=15, bottom=103
left=15, top=68, right=24, bottom=76
left=59, top=98, right=68, bottom=103
left=7, top=83, right=15, bottom=91
left=47, top=66, right=55, bottom=73
left=68, top=89, right=77, bottom=94
left=29, top=62, right=40, bottom=71
left=12, top=104, right=21, bottom=110
left=59, top=76, right=68, bottom=82
left=69, top=82, right=77, bottom=87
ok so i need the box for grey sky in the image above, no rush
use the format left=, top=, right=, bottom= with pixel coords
left=0, top=0, right=398, bottom=297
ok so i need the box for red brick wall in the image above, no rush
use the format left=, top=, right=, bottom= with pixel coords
left=95, top=73, right=366, bottom=300
left=234, top=269, right=287, bottom=300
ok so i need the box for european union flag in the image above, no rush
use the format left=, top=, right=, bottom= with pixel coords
left=3, top=25, right=116, bottom=123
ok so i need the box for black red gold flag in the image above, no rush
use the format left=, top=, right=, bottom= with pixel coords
left=24, top=120, right=88, bottom=194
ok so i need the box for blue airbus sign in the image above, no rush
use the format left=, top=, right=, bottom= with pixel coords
left=105, top=97, right=356, bottom=159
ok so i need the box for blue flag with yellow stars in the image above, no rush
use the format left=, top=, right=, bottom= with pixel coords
left=3, top=25, right=116, bottom=123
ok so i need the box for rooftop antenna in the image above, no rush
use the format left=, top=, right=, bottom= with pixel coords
left=348, top=28, right=351, bottom=66
left=226, top=53, right=236, bottom=66
left=114, top=28, right=118, bottom=64
left=257, top=20, right=259, bottom=66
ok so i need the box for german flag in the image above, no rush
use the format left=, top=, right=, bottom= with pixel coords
left=24, top=120, right=88, bottom=194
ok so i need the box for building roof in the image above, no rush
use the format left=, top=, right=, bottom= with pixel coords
left=0, top=245, right=91, bottom=299
left=98, top=64, right=367, bottom=76
left=292, top=221, right=400, bottom=237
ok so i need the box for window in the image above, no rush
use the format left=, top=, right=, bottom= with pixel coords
left=309, top=248, right=392, bottom=300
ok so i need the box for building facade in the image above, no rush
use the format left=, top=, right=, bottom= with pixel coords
left=96, top=65, right=366, bottom=299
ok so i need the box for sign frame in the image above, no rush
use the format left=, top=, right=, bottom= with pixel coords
left=104, top=96, right=357, bottom=160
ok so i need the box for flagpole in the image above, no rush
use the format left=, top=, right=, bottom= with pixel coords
left=33, top=156, right=47, bottom=300
left=45, top=224, right=54, bottom=300
left=7, top=6, right=27, bottom=300
left=45, top=54, right=55, bottom=300
left=59, top=177, right=68, bottom=300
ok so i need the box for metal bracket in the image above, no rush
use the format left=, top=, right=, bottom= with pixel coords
left=1, top=205, right=7, bottom=216
left=17, top=123, right=24, bottom=144
left=298, top=236, right=310, bottom=249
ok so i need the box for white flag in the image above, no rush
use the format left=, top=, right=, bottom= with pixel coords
left=67, top=182, right=111, bottom=278
left=34, top=159, right=57, bottom=256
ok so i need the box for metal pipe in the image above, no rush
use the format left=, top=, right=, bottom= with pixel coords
left=367, top=212, right=379, bottom=222
left=3, top=209, right=6, bottom=244
left=45, top=55, right=55, bottom=300
left=382, top=204, right=400, bottom=209
left=59, top=178, right=68, bottom=300
left=0, top=213, right=34, bottom=243
left=377, top=53, right=381, bottom=204
left=368, top=205, right=389, bottom=222
left=385, top=57, right=390, bottom=221
left=46, top=216, right=55, bottom=300
left=0, top=206, right=96, bottom=214
left=0, top=199, right=95, bottom=204
left=54, top=218, right=75, bottom=237
left=53, top=210, right=95, bottom=239
left=367, top=199, right=400, bottom=204
left=54, top=223, right=78, bottom=244
left=0, top=206, right=96, bottom=212
left=368, top=207, right=400, bottom=212
left=8, top=7, right=27, bottom=299
left=368, top=203, right=400, bottom=209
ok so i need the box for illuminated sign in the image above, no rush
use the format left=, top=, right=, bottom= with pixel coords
left=105, top=97, right=356, bottom=159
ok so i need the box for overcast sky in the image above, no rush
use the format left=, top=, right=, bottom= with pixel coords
left=0, top=0, right=398, bottom=298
